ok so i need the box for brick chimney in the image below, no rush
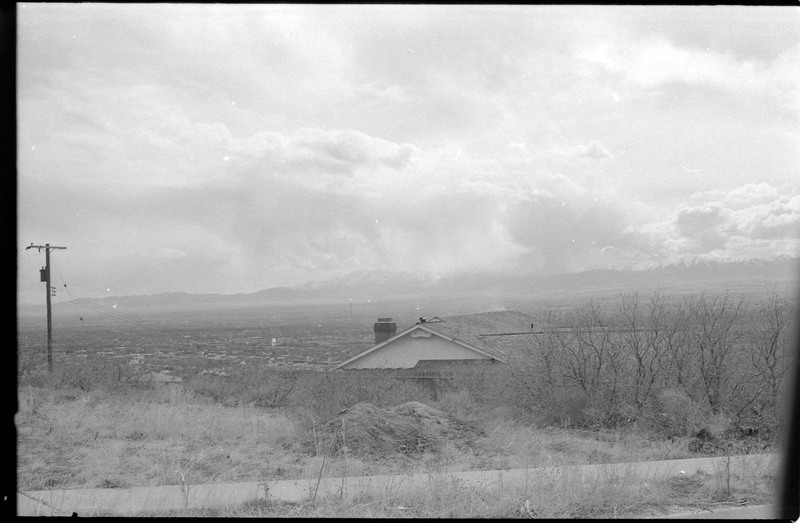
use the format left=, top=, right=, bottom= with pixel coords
left=373, top=317, right=397, bottom=345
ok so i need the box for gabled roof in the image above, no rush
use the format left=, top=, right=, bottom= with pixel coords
left=333, top=322, right=503, bottom=369
left=335, top=310, right=538, bottom=369
left=420, top=310, right=538, bottom=360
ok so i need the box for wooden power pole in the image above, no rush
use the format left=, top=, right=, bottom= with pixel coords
left=26, top=243, right=66, bottom=372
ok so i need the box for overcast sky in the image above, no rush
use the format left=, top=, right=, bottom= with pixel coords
left=16, top=4, right=800, bottom=304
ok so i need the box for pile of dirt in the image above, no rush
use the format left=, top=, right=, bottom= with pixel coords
left=318, top=402, right=484, bottom=457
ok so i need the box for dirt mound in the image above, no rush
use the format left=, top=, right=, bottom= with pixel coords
left=319, top=402, right=483, bottom=457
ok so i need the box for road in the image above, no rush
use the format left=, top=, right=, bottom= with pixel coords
left=16, top=453, right=779, bottom=517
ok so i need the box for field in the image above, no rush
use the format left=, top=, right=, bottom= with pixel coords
left=15, top=384, right=782, bottom=518
left=16, top=291, right=796, bottom=517
left=18, top=305, right=379, bottom=376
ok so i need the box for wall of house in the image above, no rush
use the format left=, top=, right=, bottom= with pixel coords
left=341, top=327, right=492, bottom=369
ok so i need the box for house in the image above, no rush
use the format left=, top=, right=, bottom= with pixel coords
left=334, top=310, right=539, bottom=370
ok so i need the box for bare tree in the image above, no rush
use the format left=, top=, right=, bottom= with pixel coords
left=683, top=291, right=745, bottom=414
left=555, top=300, right=622, bottom=426
left=617, top=291, right=673, bottom=420
left=654, top=298, right=695, bottom=396
left=501, top=309, right=572, bottom=420
left=747, top=291, right=794, bottom=419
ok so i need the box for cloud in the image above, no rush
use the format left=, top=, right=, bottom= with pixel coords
left=624, top=6, right=800, bottom=64
left=554, top=141, right=616, bottom=162
left=675, top=202, right=732, bottom=252
left=156, top=248, right=188, bottom=260
left=221, top=137, right=531, bottom=279
left=198, top=127, right=418, bottom=185
left=636, top=184, right=800, bottom=263
left=287, top=128, right=415, bottom=173
left=690, top=183, right=780, bottom=209
left=355, top=82, right=409, bottom=104
left=16, top=5, right=800, bottom=302
left=684, top=184, right=800, bottom=241
left=501, top=173, right=648, bottom=272
left=733, top=195, right=800, bottom=240
left=576, top=26, right=800, bottom=121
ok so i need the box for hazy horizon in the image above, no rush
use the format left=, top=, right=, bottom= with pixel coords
left=17, top=254, right=798, bottom=312
left=17, top=5, right=800, bottom=305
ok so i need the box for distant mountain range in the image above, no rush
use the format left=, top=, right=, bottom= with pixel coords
left=23, top=255, right=799, bottom=315
left=285, top=255, right=800, bottom=302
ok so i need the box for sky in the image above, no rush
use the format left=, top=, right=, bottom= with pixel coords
left=16, top=4, right=800, bottom=304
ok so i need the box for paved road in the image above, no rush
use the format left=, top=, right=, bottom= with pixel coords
left=17, top=453, right=779, bottom=516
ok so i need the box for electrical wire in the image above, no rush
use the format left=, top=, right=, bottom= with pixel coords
left=51, top=261, right=89, bottom=323
left=49, top=259, right=188, bottom=336
left=55, top=290, right=181, bottom=334
left=50, top=261, right=144, bottom=325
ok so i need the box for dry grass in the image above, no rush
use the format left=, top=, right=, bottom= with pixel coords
left=17, top=382, right=779, bottom=518
left=17, top=384, right=302, bottom=491
left=15, top=383, right=634, bottom=490
left=140, top=466, right=776, bottom=518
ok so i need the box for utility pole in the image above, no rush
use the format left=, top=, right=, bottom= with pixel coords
left=26, top=243, right=66, bottom=372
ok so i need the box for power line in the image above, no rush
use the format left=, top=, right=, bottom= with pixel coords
left=50, top=261, right=89, bottom=324
left=48, top=259, right=198, bottom=336
left=60, top=295, right=163, bottom=327
left=54, top=289, right=184, bottom=334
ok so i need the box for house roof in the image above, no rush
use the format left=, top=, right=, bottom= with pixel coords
left=335, top=310, right=538, bottom=369
left=419, top=310, right=538, bottom=360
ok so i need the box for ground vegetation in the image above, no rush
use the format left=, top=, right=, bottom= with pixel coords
left=16, top=289, right=793, bottom=516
